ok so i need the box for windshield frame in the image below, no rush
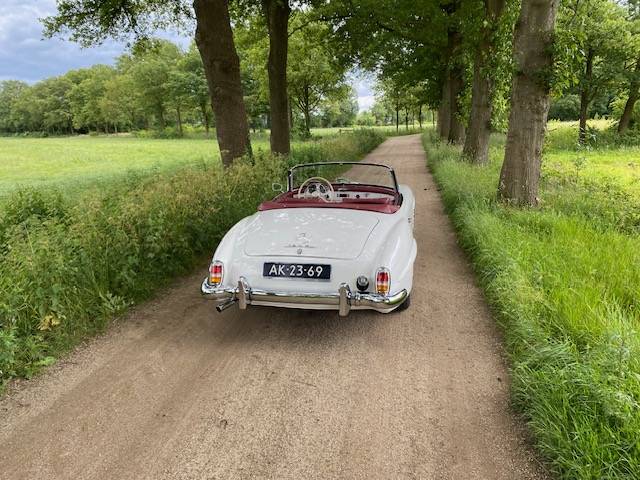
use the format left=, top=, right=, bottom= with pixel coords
left=287, top=162, right=399, bottom=193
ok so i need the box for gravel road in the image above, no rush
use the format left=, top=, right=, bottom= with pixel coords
left=0, top=135, right=547, bottom=479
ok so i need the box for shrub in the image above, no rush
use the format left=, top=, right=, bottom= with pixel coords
left=549, top=95, right=581, bottom=121
left=0, top=129, right=385, bottom=386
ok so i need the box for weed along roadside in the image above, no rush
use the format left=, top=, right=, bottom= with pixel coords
left=423, top=128, right=640, bottom=479
left=0, top=129, right=384, bottom=387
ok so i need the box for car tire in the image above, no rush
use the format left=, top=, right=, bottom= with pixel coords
left=394, top=294, right=411, bottom=312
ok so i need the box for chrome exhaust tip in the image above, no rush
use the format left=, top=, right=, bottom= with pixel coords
left=216, top=299, right=237, bottom=313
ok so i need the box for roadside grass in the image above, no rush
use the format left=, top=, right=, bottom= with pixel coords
left=0, top=129, right=385, bottom=387
left=423, top=129, right=640, bottom=479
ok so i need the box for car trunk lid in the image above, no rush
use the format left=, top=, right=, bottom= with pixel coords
left=243, top=208, right=379, bottom=260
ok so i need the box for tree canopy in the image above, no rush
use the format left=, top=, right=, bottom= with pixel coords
left=6, top=0, right=640, bottom=201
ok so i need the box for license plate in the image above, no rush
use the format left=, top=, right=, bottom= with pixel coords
left=263, top=262, right=331, bottom=279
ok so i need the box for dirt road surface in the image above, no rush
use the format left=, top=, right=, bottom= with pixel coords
left=0, top=135, right=547, bottom=479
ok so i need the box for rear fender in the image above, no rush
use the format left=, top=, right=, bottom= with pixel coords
left=212, top=214, right=256, bottom=264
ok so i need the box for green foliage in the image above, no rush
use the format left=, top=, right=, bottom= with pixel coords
left=0, top=39, right=212, bottom=135
left=287, top=17, right=350, bottom=135
left=234, top=13, right=270, bottom=130
left=423, top=127, right=640, bottom=479
left=42, top=0, right=191, bottom=47
left=0, top=81, right=29, bottom=133
left=322, top=0, right=447, bottom=108
left=549, top=95, right=581, bottom=121
left=317, top=87, right=359, bottom=128
left=356, top=111, right=376, bottom=126
left=0, top=129, right=384, bottom=385
left=553, top=0, right=635, bottom=130
left=68, top=65, right=116, bottom=131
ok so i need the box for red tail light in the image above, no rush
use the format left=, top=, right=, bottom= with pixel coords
left=209, top=260, right=223, bottom=286
left=376, top=268, right=390, bottom=295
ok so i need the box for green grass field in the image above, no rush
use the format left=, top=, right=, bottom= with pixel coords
left=423, top=123, right=640, bottom=479
left=544, top=120, right=640, bottom=195
left=0, top=125, right=421, bottom=196
left=0, top=135, right=239, bottom=196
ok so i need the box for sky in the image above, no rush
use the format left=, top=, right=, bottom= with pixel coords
left=0, top=0, right=375, bottom=111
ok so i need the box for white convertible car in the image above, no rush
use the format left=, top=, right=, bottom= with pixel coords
left=201, top=162, right=417, bottom=316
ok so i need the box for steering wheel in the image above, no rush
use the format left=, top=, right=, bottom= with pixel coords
left=298, top=176, right=335, bottom=202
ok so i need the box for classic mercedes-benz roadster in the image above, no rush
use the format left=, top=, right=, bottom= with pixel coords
left=201, top=162, right=417, bottom=316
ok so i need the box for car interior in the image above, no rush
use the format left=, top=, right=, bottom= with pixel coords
left=259, top=178, right=402, bottom=214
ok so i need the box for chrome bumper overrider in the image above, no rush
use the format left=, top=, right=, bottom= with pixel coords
left=201, top=277, right=408, bottom=316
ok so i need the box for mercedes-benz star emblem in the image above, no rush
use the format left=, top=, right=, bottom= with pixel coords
left=285, top=232, right=315, bottom=251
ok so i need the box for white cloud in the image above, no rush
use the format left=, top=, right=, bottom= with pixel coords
left=358, top=95, right=375, bottom=112
left=348, top=69, right=376, bottom=112
left=0, top=0, right=191, bottom=83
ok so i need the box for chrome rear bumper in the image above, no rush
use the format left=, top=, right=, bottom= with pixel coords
left=201, top=277, right=408, bottom=316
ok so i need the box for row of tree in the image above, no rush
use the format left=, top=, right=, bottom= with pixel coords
left=314, top=0, right=550, bottom=204
left=42, top=1, right=378, bottom=166
left=0, top=42, right=211, bottom=136
left=332, top=0, right=640, bottom=204
left=2, top=10, right=359, bottom=140
left=39, top=0, right=640, bottom=206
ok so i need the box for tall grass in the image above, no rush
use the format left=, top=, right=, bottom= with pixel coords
left=0, top=129, right=384, bottom=385
left=423, top=131, right=640, bottom=479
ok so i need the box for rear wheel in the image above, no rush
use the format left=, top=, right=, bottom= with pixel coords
left=394, top=294, right=411, bottom=312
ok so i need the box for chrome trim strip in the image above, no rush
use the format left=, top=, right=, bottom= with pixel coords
left=201, top=278, right=407, bottom=316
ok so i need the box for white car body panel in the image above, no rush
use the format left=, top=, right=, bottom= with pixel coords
left=207, top=183, right=417, bottom=313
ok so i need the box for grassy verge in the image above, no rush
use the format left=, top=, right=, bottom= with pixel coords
left=423, top=130, right=640, bottom=479
left=0, top=129, right=384, bottom=386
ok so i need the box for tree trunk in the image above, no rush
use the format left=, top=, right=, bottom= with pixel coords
left=438, top=80, right=451, bottom=140
left=618, top=57, right=640, bottom=134
left=303, top=109, right=311, bottom=135
left=194, top=0, right=251, bottom=166
left=439, top=19, right=465, bottom=143
left=176, top=105, right=183, bottom=136
left=578, top=47, right=594, bottom=144
left=201, top=103, right=211, bottom=137
left=302, top=85, right=311, bottom=136
left=463, top=0, right=505, bottom=164
left=619, top=86, right=639, bottom=134
left=405, top=109, right=409, bottom=130
left=419, top=104, right=423, bottom=129
left=447, top=62, right=466, bottom=144
left=498, top=0, right=559, bottom=206
left=463, top=47, right=492, bottom=162
left=289, top=99, right=294, bottom=128
left=263, top=0, right=290, bottom=155
left=396, top=102, right=399, bottom=132
left=303, top=103, right=311, bottom=136
left=158, top=107, right=166, bottom=130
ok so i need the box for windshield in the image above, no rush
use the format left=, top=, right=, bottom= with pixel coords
left=289, top=163, right=397, bottom=191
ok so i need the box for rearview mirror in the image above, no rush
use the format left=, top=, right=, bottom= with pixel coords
left=272, top=182, right=284, bottom=193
